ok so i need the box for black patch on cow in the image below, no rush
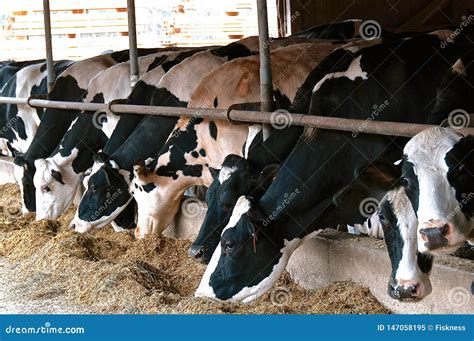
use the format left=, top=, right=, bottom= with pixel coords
left=91, top=92, right=105, bottom=104
left=155, top=118, right=204, bottom=179
left=445, top=136, right=474, bottom=218
left=146, top=55, right=168, bottom=73
left=40, top=63, right=47, bottom=72
left=191, top=151, right=199, bottom=158
left=199, top=149, right=206, bottom=157
left=142, top=183, right=156, bottom=193
left=213, top=97, right=218, bottom=108
left=150, top=87, right=187, bottom=107
left=160, top=49, right=205, bottom=73
left=211, top=43, right=253, bottom=60
left=51, top=169, right=65, bottom=185
left=209, top=121, right=217, bottom=140
left=400, top=159, right=420, bottom=213
left=273, top=89, right=291, bottom=110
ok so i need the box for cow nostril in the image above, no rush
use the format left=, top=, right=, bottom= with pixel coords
left=188, top=245, right=204, bottom=260
left=441, top=224, right=449, bottom=236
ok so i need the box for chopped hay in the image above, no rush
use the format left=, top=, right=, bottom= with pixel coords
left=0, top=184, right=389, bottom=314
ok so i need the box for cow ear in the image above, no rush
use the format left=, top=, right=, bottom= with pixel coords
left=246, top=204, right=267, bottom=227
left=209, top=167, right=220, bottom=180
left=51, top=169, right=65, bottom=185
left=356, top=160, right=401, bottom=190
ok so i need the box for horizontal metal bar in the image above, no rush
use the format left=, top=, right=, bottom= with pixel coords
left=0, top=96, right=473, bottom=137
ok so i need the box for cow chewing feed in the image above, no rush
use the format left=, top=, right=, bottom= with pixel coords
left=71, top=38, right=260, bottom=233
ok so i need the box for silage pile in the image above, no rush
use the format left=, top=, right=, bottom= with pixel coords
left=0, top=184, right=389, bottom=314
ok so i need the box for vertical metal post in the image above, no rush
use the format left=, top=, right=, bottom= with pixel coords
left=257, top=0, right=274, bottom=140
left=127, top=0, right=139, bottom=88
left=43, top=0, right=55, bottom=93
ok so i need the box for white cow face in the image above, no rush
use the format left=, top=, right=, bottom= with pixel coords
left=131, top=165, right=183, bottom=239
left=402, top=128, right=474, bottom=254
left=33, top=158, right=78, bottom=220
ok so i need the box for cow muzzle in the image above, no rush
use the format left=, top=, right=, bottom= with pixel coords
left=388, top=277, right=431, bottom=301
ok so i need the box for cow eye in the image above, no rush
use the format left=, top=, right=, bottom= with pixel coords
left=90, top=185, right=98, bottom=192
left=222, top=240, right=234, bottom=252
left=42, top=186, right=51, bottom=192
left=400, top=177, right=410, bottom=187
left=378, top=213, right=386, bottom=222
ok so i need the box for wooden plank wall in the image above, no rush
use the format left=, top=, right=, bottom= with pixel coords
left=290, top=0, right=473, bottom=33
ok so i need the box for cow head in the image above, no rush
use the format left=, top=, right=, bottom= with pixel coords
left=71, top=153, right=132, bottom=233
left=33, top=158, right=77, bottom=220
left=195, top=159, right=403, bottom=302
left=401, top=127, right=473, bottom=254
left=13, top=155, right=36, bottom=212
left=189, top=154, right=278, bottom=263
left=131, top=162, right=186, bottom=238
left=378, top=187, right=433, bottom=301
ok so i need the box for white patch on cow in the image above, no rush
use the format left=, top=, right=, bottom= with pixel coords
left=144, top=158, right=154, bottom=166
left=352, top=214, right=384, bottom=238
left=387, top=187, right=431, bottom=298
left=34, top=148, right=80, bottom=220
left=158, top=50, right=229, bottom=103
left=218, top=166, right=237, bottom=185
left=244, top=125, right=262, bottom=159
left=0, top=159, right=16, bottom=185
left=404, top=127, right=471, bottom=252
left=312, top=56, right=368, bottom=93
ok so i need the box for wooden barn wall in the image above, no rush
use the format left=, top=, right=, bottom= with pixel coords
left=289, top=0, right=474, bottom=33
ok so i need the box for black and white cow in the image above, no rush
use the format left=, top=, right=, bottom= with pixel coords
left=0, top=59, right=47, bottom=92
left=0, top=60, right=74, bottom=155
left=131, top=43, right=339, bottom=239
left=71, top=38, right=263, bottom=233
left=32, top=51, right=189, bottom=220
left=195, top=28, right=473, bottom=302
left=13, top=49, right=163, bottom=213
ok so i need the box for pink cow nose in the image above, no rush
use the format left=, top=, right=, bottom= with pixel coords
left=419, top=220, right=454, bottom=250
left=395, top=280, right=421, bottom=300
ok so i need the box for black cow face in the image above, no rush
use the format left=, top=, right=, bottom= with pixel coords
left=189, top=155, right=278, bottom=264
left=71, top=158, right=132, bottom=233
left=195, top=196, right=288, bottom=301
